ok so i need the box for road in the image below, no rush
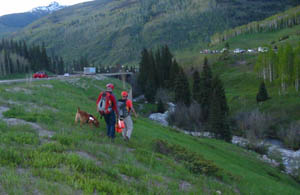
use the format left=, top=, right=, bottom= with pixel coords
left=0, top=72, right=133, bottom=84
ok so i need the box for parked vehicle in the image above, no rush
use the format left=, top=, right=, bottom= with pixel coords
left=33, top=72, right=48, bottom=78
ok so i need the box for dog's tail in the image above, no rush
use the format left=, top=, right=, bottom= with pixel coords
left=77, top=107, right=80, bottom=112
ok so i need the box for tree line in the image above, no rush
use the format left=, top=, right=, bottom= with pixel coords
left=211, top=6, right=300, bottom=45
left=0, top=39, right=65, bottom=76
left=137, top=46, right=231, bottom=141
left=255, top=43, right=300, bottom=92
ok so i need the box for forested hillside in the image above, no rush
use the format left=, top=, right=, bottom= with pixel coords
left=0, top=39, right=65, bottom=77
left=12, top=0, right=299, bottom=65
left=211, top=5, right=300, bottom=45
left=0, top=2, right=65, bottom=38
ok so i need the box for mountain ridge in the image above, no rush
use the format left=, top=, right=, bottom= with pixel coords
left=0, top=1, right=66, bottom=38
left=11, top=0, right=299, bottom=65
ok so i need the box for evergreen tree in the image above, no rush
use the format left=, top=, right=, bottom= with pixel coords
left=225, top=42, right=230, bottom=49
left=169, top=59, right=180, bottom=89
left=174, top=67, right=191, bottom=106
left=144, top=81, right=156, bottom=103
left=208, top=76, right=231, bottom=142
left=161, top=45, right=173, bottom=87
left=192, top=70, right=201, bottom=103
left=256, top=81, right=269, bottom=103
left=157, top=99, right=165, bottom=113
left=199, top=57, right=212, bottom=122
left=58, top=57, right=65, bottom=75
left=137, top=48, right=150, bottom=93
left=143, top=50, right=158, bottom=103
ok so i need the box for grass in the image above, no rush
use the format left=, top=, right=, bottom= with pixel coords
left=0, top=76, right=299, bottom=194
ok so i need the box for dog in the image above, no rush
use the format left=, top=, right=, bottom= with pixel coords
left=75, top=107, right=99, bottom=128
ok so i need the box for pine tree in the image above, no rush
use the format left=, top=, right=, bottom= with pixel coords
left=161, top=45, right=173, bottom=87
left=256, top=81, right=269, bottom=103
left=157, top=99, right=165, bottom=113
left=199, top=57, right=212, bottom=122
left=137, top=48, right=150, bottom=93
left=208, top=76, right=231, bottom=142
left=192, top=70, right=201, bottom=103
left=144, top=50, right=158, bottom=103
left=169, top=59, right=180, bottom=89
left=174, top=67, right=191, bottom=106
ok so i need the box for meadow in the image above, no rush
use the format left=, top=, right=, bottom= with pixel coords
left=0, top=76, right=299, bottom=194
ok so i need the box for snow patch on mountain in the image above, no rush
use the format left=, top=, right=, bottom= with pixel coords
left=31, top=2, right=66, bottom=14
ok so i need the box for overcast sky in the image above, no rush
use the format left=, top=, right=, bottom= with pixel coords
left=0, top=0, right=93, bottom=16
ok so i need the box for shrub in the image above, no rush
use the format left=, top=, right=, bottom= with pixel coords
left=278, top=122, right=300, bottom=150
left=157, top=99, right=165, bottom=113
left=245, top=143, right=268, bottom=155
left=234, top=109, right=272, bottom=140
left=154, top=139, right=221, bottom=177
left=167, top=102, right=203, bottom=131
left=155, top=88, right=171, bottom=104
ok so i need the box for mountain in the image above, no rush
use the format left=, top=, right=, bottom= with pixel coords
left=11, top=0, right=300, bottom=65
left=0, top=2, right=65, bottom=38
left=31, top=1, right=65, bottom=14
left=9, top=0, right=295, bottom=65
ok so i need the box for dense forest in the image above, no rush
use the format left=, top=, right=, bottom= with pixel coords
left=0, top=39, right=64, bottom=76
left=211, top=5, right=300, bottom=45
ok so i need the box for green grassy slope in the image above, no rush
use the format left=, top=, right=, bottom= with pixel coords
left=11, top=0, right=298, bottom=65
left=0, top=77, right=299, bottom=194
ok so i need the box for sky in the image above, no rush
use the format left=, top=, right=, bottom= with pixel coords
left=0, top=0, right=93, bottom=16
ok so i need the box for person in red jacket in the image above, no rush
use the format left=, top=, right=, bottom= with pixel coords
left=96, top=83, right=118, bottom=141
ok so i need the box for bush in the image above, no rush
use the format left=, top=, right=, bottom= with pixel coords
left=167, top=102, right=203, bottom=131
left=154, top=139, right=222, bottom=177
left=278, top=122, right=300, bottom=150
left=155, top=88, right=171, bottom=104
left=157, top=99, right=165, bottom=113
left=233, top=109, right=272, bottom=140
left=246, top=143, right=268, bottom=155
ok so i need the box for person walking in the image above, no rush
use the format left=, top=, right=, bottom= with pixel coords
left=96, top=83, right=118, bottom=141
left=118, top=91, right=137, bottom=141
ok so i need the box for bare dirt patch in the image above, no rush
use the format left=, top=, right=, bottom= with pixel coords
left=0, top=98, right=58, bottom=113
left=5, top=87, right=32, bottom=95
left=0, top=106, right=54, bottom=139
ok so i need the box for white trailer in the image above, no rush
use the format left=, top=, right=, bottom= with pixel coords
left=84, top=67, right=96, bottom=75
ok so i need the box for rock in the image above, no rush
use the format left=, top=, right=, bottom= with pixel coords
left=179, top=181, right=191, bottom=192
left=149, top=112, right=168, bottom=126
left=133, top=95, right=145, bottom=102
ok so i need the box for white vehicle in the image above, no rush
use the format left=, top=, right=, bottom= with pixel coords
left=234, top=48, right=245, bottom=54
left=220, top=48, right=228, bottom=53
left=247, top=49, right=255, bottom=53
left=64, top=73, right=70, bottom=77
left=258, top=47, right=268, bottom=53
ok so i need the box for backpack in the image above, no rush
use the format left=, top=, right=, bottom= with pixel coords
left=98, top=92, right=112, bottom=115
left=118, top=99, right=130, bottom=118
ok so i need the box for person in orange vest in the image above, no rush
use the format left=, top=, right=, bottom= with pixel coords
left=117, top=91, right=137, bottom=141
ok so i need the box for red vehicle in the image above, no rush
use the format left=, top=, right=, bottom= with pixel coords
left=33, top=72, right=48, bottom=78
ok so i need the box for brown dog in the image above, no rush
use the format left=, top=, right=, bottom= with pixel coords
left=75, top=107, right=99, bottom=128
